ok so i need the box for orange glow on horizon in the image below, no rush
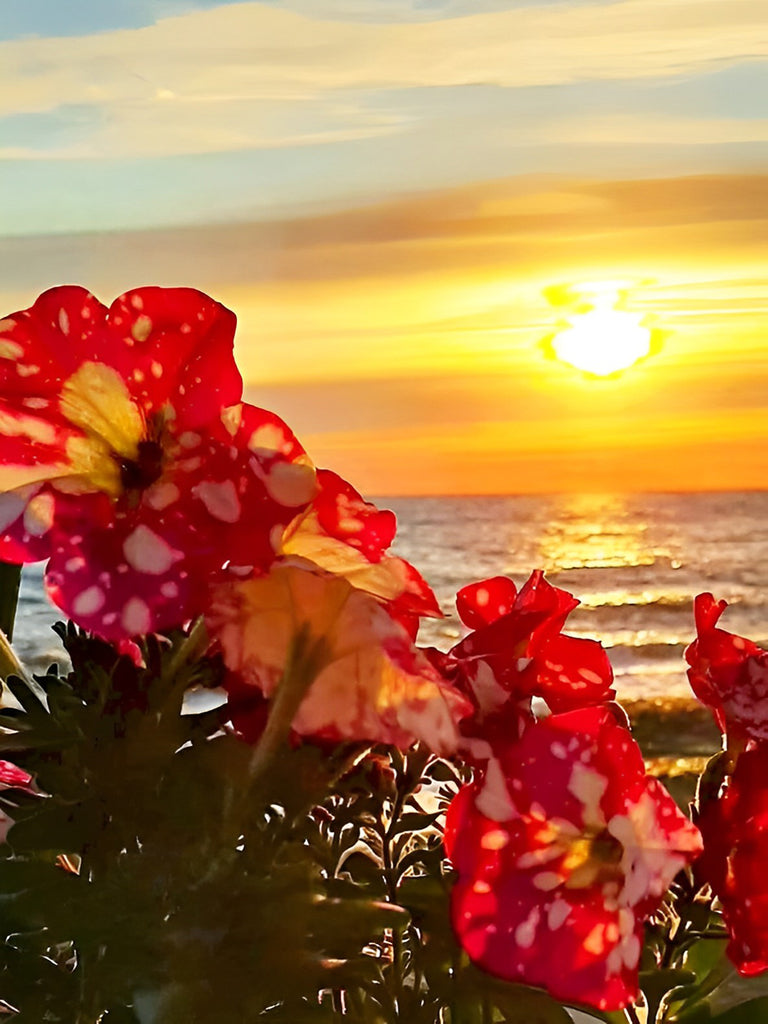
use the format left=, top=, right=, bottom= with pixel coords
left=6, top=172, right=764, bottom=497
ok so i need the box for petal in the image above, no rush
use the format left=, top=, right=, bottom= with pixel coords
left=0, top=760, right=32, bottom=789
left=208, top=564, right=471, bottom=752
left=524, top=633, right=615, bottom=712
left=517, top=570, right=580, bottom=636
left=456, top=576, right=519, bottom=629
left=451, top=572, right=612, bottom=727
left=38, top=407, right=317, bottom=640
left=101, top=287, right=241, bottom=428
left=281, top=468, right=396, bottom=573
left=697, top=746, right=768, bottom=975
left=44, top=494, right=201, bottom=640
left=0, top=287, right=107, bottom=393
left=0, top=484, right=56, bottom=562
left=278, top=467, right=440, bottom=625
left=310, top=469, right=396, bottom=562
left=685, top=592, right=768, bottom=739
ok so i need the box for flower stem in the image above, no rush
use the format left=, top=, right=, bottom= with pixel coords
left=0, top=561, right=21, bottom=642
left=246, top=625, right=328, bottom=790
left=165, top=616, right=210, bottom=682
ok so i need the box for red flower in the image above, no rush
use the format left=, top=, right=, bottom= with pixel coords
left=0, top=286, right=316, bottom=639
left=685, top=593, right=768, bottom=741
left=696, top=745, right=768, bottom=976
left=444, top=707, right=702, bottom=1011
left=207, top=563, right=471, bottom=753
left=280, top=469, right=441, bottom=637
left=441, top=572, right=614, bottom=744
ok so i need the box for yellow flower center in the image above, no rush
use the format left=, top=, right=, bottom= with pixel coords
left=562, top=829, right=624, bottom=890
left=60, top=362, right=152, bottom=497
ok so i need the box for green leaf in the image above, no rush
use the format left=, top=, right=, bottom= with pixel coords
left=425, top=758, right=464, bottom=785
left=453, top=967, right=572, bottom=1024
left=337, top=849, right=386, bottom=892
left=709, top=997, right=768, bottom=1022
left=641, top=967, right=696, bottom=1021
left=390, top=810, right=444, bottom=837
left=682, top=938, right=729, bottom=991
left=666, top=953, right=768, bottom=1022
left=3, top=674, right=46, bottom=717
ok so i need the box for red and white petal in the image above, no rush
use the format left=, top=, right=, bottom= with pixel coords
left=523, top=633, right=615, bottom=713
left=309, top=469, right=396, bottom=562
left=44, top=506, right=201, bottom=640
left=39, top=417, right=316, bottom=640
left=456, top=576, right=519, bottom=629
left=686, top=593, right=768, bottom=739
left=0, top=484, right=58, bottom=563
left=183, top=408, right=317, bottom=578
left=101, top=287, right=241, bottom=428
left=385, top=558, right=443, bottom=628
left=279, top=469, right=398, bottom=583
left=451, top=571, right=613, bottom=720
left=0, top=287, right=108, bottom=394
left=451, top=869, right=642, bottom=1010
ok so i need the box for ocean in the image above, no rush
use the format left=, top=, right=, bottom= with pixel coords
left=12, top=490, right=768, bottom=701
left=385, top=491, right=768, bottom=701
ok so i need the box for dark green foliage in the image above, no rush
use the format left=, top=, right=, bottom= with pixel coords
left=0, top=622, right=569, bottom=1023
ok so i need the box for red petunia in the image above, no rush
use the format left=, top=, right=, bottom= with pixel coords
left=0, top=287, right=317, bottom=639
left=207, top=563, right=471, bottom=753
left=685, top=593, right=768, bottom=742
left=696, top=746, right=768, bottom=976
left=444, top=707, right=702, bottom=1011
left=438, top=572, right=615, bottom=751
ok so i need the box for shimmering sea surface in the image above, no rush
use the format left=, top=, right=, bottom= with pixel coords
left=384, top=491, right=768, bottom=701
left=12, top=491, right=768, bottom=700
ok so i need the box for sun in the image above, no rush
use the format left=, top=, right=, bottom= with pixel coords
left=550, top=284, right=651, bottom=377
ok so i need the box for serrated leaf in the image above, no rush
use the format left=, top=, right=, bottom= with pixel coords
left=3, top=676, right=46, bottom=718
left=390, top=810, right=443, bottom=836
left=337, top=849, right=385, bottom=890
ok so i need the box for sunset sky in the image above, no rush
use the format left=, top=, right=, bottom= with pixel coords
left=1, top=0, right=766, bottom=494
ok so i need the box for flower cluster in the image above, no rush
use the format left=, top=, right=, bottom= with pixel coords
left=0, top=285, right=716, bottom=1016
left=686, top=595, right=768, bottom=975
left=440, top=574, right=701, bottom=1010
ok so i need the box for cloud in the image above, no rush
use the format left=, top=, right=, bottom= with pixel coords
left=0, top=0, right=766, bottom=159
left=0, top=96, right=404, bottom=159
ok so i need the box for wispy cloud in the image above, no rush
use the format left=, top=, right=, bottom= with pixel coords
left=0, top=0, right=766, bottom=159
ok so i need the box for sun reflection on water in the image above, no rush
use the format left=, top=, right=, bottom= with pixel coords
left=537, top=493, right=657, bottom=573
